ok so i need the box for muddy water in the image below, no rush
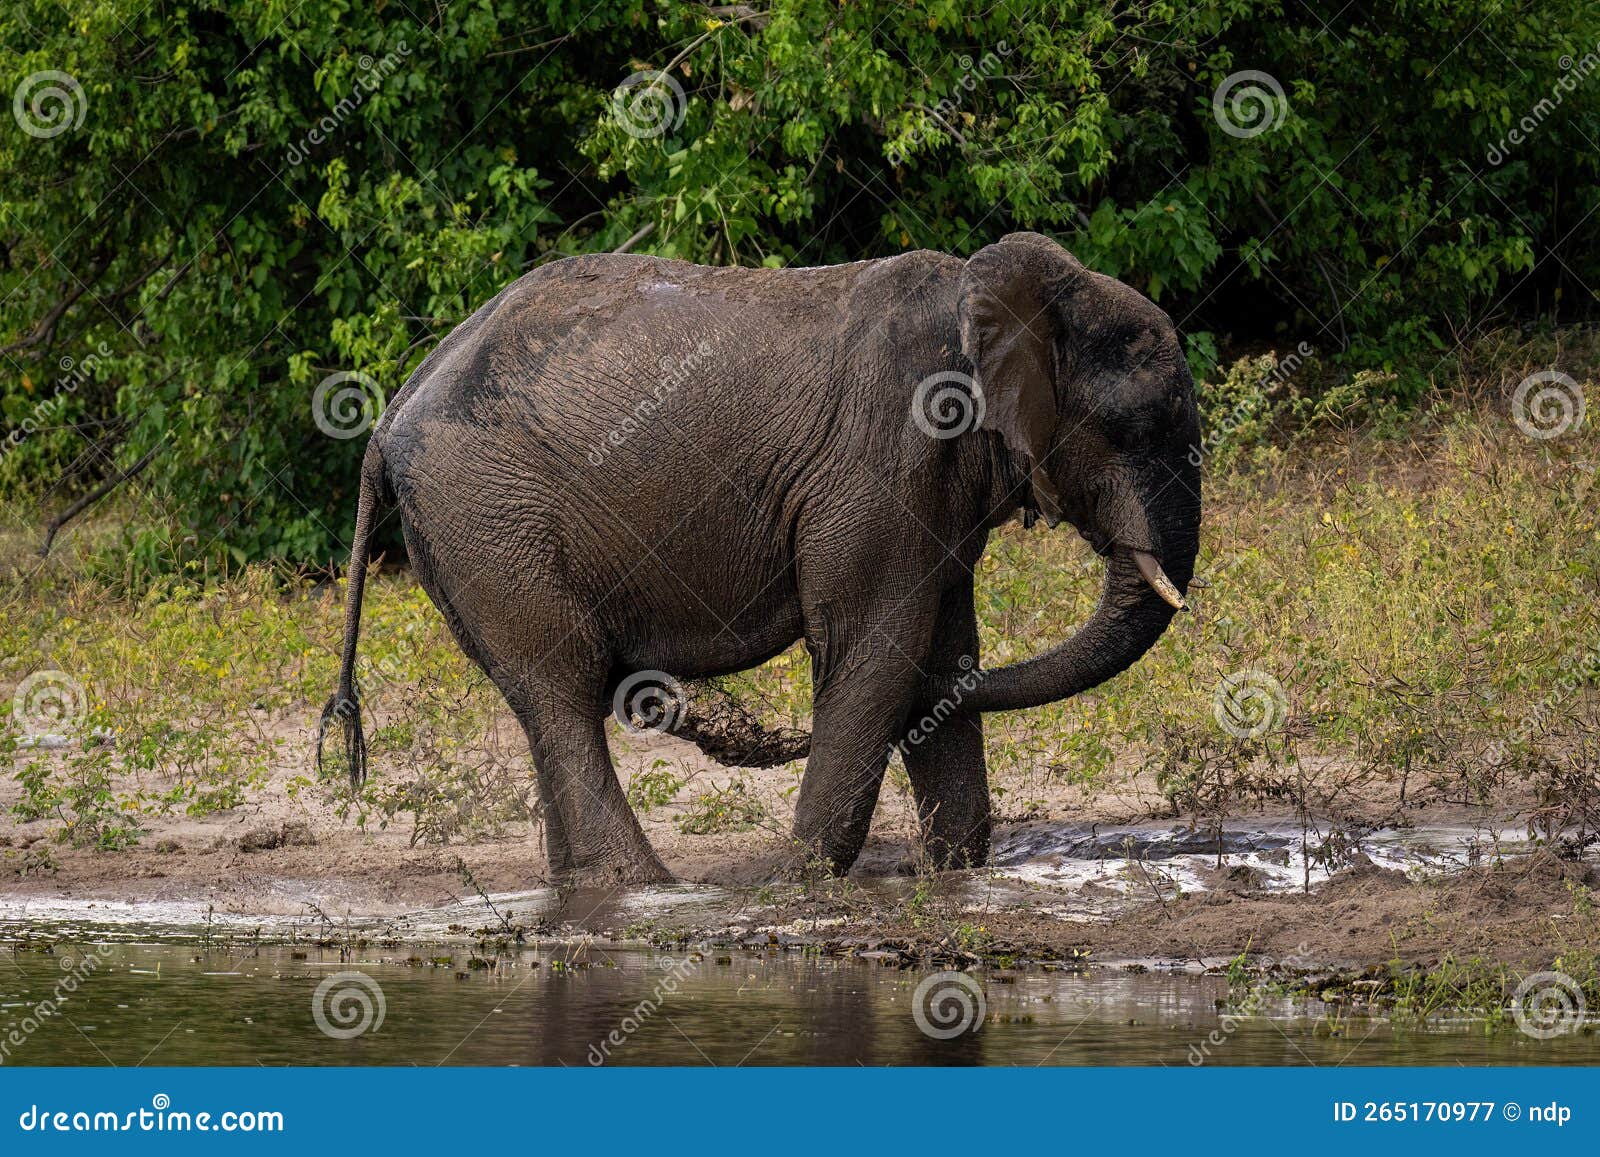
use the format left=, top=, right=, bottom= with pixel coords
left=988, top=820, right=1547, bottom=913
left=3, top=941, right=1596, bottom=1066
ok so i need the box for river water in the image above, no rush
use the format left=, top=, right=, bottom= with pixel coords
left=4, top=941, right=1596, bottom=1066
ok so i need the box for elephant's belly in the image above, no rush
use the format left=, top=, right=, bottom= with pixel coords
left=620, top=592, right=805, bottom=681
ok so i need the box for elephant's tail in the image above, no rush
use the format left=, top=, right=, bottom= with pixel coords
left=317, top=442, right=385, bottom=790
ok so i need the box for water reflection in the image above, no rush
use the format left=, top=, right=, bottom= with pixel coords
left=1, top=944, right=1594, bottom=1066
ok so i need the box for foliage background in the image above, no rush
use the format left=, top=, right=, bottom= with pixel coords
left=2, top=0, right=1597, bottom=565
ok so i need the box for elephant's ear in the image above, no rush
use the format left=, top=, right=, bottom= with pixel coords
left=957, top=234, right=1081, bottom=526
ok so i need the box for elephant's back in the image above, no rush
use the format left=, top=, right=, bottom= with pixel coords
left=373, top=245, right=962, bottom=544
left=378, top=250, right=914, bottom=445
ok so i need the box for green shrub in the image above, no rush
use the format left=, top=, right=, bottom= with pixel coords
left=2, top=1, right=1596, bottom=567
left=677, top=781, right=765, bottom=835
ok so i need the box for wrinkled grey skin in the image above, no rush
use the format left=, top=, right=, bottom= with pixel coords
left=320, top=232, right=1201, bottom=887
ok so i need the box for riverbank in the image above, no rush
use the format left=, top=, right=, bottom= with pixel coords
left=1, top=739, right=1596, bottom=980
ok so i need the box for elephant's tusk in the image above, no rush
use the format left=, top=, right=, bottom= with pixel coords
left=1132, top=550, right=1189, bottom=612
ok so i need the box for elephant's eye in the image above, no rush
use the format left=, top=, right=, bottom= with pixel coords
left=1106, top=398, right=1162, bottom=452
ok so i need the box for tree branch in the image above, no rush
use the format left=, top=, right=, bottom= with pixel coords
left=0, top=256, right=109, bottom=357
left=39, top=442, right=162, bottom=557
left=613, top=222, right=656, bottom=254
left=661, top=30, right=716, bottom=77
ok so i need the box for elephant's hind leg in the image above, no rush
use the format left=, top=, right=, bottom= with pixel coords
left=460, top=600, right=668, bottom=887
left=517, top=687, right=672, bottom=887
left=509, top=712, right=575, bottom=880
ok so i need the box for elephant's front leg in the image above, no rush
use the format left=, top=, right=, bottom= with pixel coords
left=899, top=582, right=990, bottom=868
left=791, top=602, right=931, bottom=874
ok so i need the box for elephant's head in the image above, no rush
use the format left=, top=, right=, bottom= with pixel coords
left=943, top=231, right=1201, bottom=713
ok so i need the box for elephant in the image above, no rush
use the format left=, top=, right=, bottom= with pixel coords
left=319, top=231, right=1201, bottom=887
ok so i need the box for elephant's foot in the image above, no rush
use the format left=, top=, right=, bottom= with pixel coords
left=918, top=821, right=991, bottom=872
left=789, top=819, right=870, bottom=879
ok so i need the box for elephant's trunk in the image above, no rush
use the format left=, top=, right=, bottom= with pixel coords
left=932, top=548, right=1174, bottom=713
left=934, top=467, right=1199, bottom=715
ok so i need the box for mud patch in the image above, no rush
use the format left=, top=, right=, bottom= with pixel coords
left=990, top=819, right=1541, bottom=904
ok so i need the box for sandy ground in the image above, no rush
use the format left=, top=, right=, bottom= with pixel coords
left=1, top=716, right=1596, bottom=972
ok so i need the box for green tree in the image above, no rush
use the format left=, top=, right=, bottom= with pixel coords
left=2, top=1, right=1595, bottom=566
